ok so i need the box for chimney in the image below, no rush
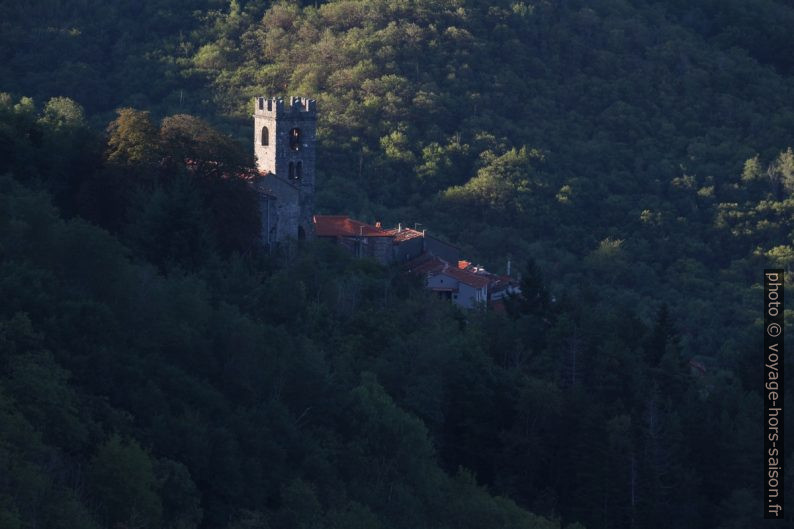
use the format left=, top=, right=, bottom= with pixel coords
left=507, top=258, right=511, bottom=276
left=398, top=223, right=402, bottom=232
left=375, top=221, right=382, bottom=229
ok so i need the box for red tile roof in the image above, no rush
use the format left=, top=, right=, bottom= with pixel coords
left=406, top=256, right=491, bottom=288
left=446, top=266, right=491, bottom=288
left=392, top=228, right=424, bottom=243
left=314, top=216, right=429, bottom=242
left=313, top=215, right=393, bottom=237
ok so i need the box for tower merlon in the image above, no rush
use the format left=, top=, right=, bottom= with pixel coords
left=254, top=96, right=317, bottom=116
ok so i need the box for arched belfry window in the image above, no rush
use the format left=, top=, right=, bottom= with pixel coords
left=289, top=128, right=302, bottom=151
left=296, top=161, right=303, bottom=179
left=288, top=162, right=295, bottom=179
left=261, top=126, right=269, bottom=146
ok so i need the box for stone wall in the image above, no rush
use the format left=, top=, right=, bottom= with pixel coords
left=253, top=97, right=317, bottom=242
left=254, top=174, right=301, bottom=242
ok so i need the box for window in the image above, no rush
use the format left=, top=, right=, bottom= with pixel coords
left=289, top=128, right=302, bottom=151
left=288, top=162, right=295, bottom=179
left=296, top=161, right=303, bottom=179
left=261, top=126, right=269, bottom=146
left=298, top=226, right=306, bottom=240
left=258, top=98, right=264, bottom=110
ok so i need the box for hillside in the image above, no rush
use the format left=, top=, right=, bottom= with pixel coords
left=1, top=1, right=793, bottom=528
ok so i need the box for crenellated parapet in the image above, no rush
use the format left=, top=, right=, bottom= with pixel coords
left=254, top=97, right=317, bottom=117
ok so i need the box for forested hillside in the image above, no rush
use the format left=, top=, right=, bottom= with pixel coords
left=1, top=1, right=792, bottom=528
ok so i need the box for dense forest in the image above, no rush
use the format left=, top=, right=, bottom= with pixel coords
left=1, top=0, right=793, bottom=528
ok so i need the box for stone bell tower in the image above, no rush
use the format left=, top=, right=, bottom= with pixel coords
left=253, top=96, right=317, bottom=243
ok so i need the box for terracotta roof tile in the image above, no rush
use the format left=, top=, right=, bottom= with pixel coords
left=313, top=215, right=391, bottom=237
left=407, top=256, right=491, bottom=288
left=445, top=266, right=491, bottom=288
left=393, top=228, right=424, bottom=243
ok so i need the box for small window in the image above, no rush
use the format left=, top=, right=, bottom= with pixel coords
left=261, top=126, right=269, bottom=146
left=258, top=98, right=264, bottom=110
left=288, top=162, right=295, bottom=179
left=296, top=161, right=303, bottom=179
left=289, top=128, right=302, bottom=151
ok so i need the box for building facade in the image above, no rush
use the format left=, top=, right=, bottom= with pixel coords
left=253, top=97, right=317, bottom=246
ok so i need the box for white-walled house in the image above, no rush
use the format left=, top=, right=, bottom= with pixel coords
left=424, top=266, right=489, bottom=308
left=408, top=256, right=514, bottom=310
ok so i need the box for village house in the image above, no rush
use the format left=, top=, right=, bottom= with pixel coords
left=313, top=215, right=520, bottom=310
left=406, top=255, right=520, bottom=311
left=312, top=215, right=459, bottom=265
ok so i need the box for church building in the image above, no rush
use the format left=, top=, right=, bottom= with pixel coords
left=250, top=95, right=520, bottom=309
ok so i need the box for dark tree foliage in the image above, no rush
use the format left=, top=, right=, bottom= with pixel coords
left=1, top=2, right=793, bottom=529
left=506, top=259, right=553, bottom=320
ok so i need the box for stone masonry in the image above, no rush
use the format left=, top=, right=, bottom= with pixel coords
left=253, top=97, right=317, bottom=245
